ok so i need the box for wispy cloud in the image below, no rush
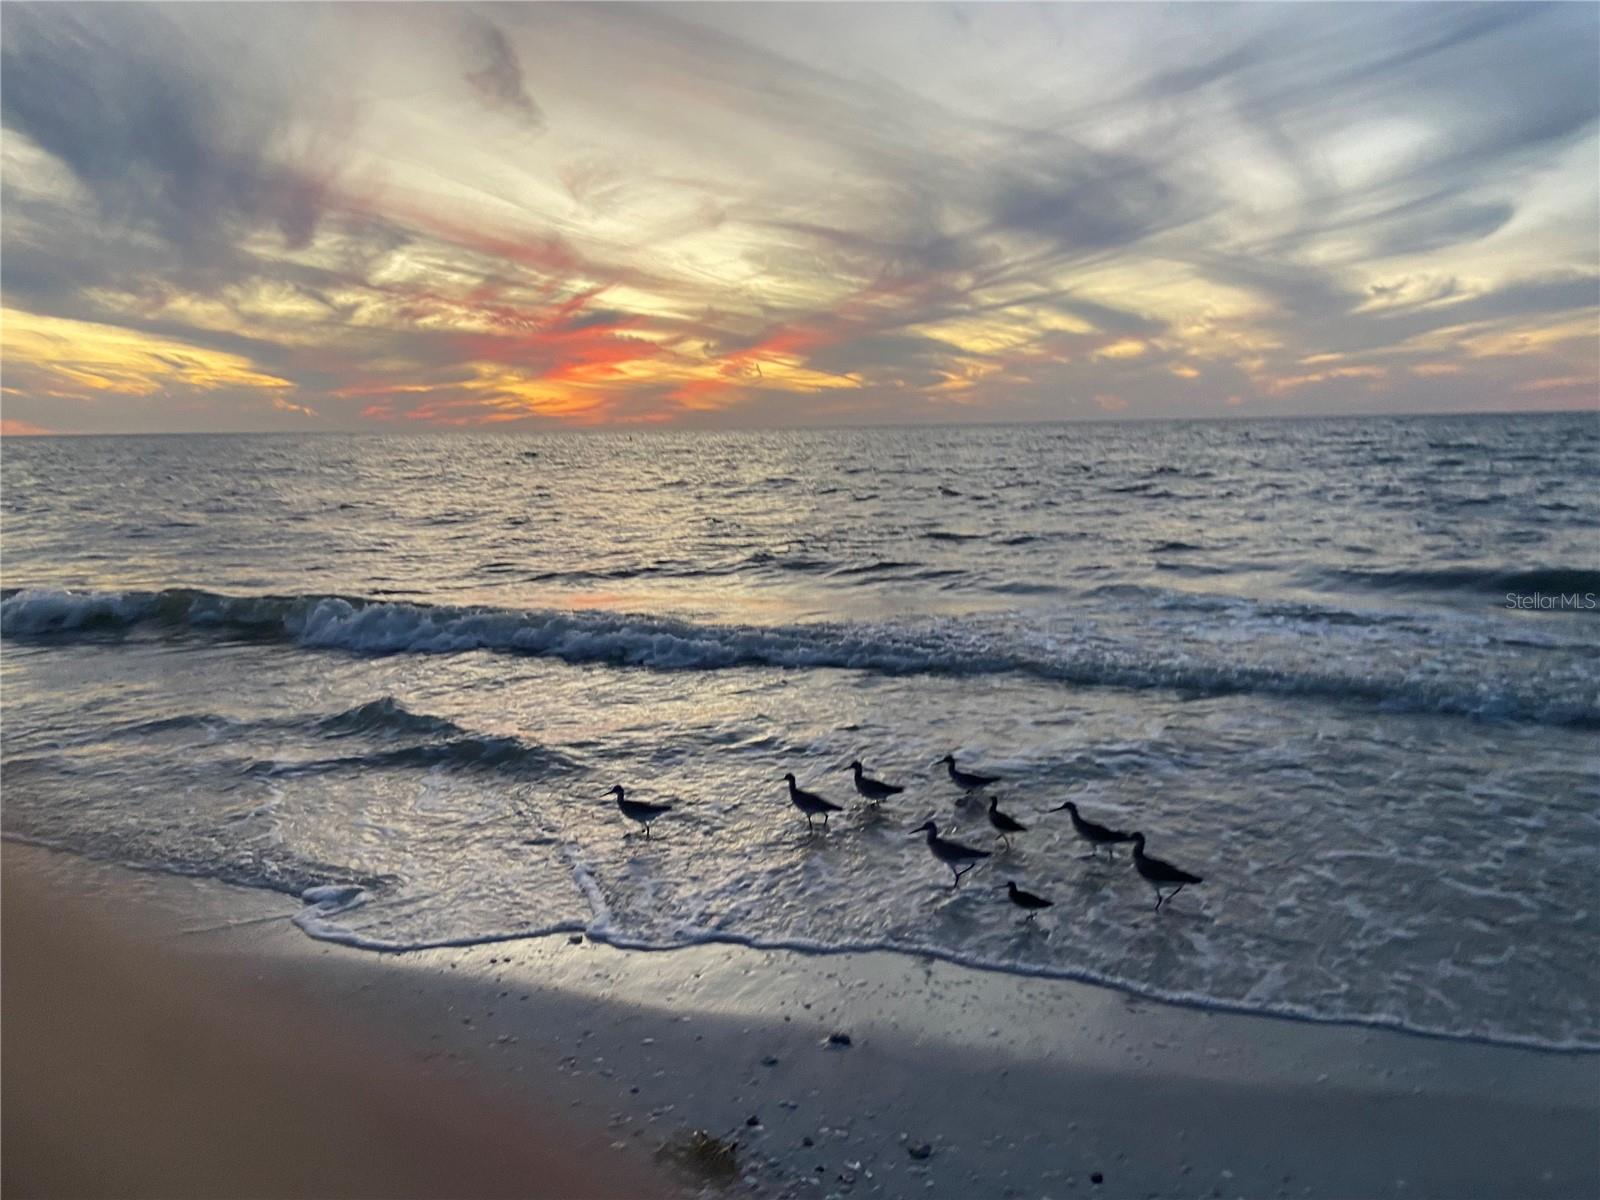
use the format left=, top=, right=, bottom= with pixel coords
left=460, top=13, right=543, bottom=128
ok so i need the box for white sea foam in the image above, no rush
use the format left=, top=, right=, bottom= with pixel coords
left=284, top=888, right=1600, bottom=1053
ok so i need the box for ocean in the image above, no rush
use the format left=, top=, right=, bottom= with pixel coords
left=3, top=413, right=1597, bottom=1051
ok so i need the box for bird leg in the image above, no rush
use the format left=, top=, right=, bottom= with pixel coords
left=952, top=864, right=974, bottom=887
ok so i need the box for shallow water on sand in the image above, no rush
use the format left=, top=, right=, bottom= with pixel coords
left=4, top=413, right=1598, bottom=1048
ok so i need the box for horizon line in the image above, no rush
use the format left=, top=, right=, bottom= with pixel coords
left=2, top=402, right=1594, bottom=438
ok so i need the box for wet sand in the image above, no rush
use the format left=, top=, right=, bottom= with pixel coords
left=4, top=841, right=1596, bottom=1199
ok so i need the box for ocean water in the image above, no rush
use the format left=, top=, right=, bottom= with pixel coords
left=3, top=414, right=1598, bottom=1051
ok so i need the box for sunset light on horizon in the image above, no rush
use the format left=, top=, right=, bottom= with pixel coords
left=2, top=1, right=1596, bottom=434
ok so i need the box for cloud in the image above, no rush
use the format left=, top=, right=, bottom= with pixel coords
left=1326, top=271, right=1600, bottom=354
left=985, top=143, right=1208, bottom=255
left=460, top=13, right=543, bottom=128
left=0, top=4, right=335, bottom=265
left=1366, top=198, right=1516, bottom=258
left=1045, top=296, right=1167, bottom=338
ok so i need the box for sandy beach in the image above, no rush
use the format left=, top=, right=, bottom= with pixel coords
left=5, top=840, right=1595, bottom=1199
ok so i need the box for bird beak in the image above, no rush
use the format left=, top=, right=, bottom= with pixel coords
left=1048, top=802, right=1070, bottom=812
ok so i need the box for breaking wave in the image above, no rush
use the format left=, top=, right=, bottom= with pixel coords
left=4, top=586, right=1597, bottom=728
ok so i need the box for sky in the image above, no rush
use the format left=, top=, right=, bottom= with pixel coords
left=1, top=2, right=1596, bottom=434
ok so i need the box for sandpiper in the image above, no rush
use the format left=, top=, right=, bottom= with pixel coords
left=846, top=760, right=904, bottom=805
left=1049, top=799, right=1136, bottom=860
left=604, top=785, right=673, bottom=837
left=1130, top=832, right=1204, bottom=911
left=911, top=819, right=992, bottom=887
left=783, top=772, right=843, bottom=833
left=938, top=753, right=999, bottom=794
left=998, top=880, right=1054, bottom=921
left=987, top=795, right=1028, bottom=848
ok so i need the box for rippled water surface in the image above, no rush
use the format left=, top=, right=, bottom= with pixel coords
left=4, top=415, right=1598, bottom=1049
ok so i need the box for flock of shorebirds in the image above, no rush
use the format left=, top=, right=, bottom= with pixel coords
left=603, top=752, right=1204, bottom=916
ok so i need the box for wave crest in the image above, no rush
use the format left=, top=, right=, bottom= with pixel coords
left=4, top=586, right=1596, bottom=728
left=312, top=696, right=469, bottom=739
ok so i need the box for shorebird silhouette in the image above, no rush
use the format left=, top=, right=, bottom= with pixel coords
left=911, top=819, right=991, bottom=887
left=783, top=772, right=843, bottom=833
left=998, top=880, right=1054, bottom=921
left=604, top=785, right=673, bottom=837
left=1130, top=832, right=1204, bottom=911
left=938, top=753, right=999, bottom=794
left=1049, top=799, right=1136, bottom=860
left=846, top=760, right=904, bottom=805
left=987, top=795, right=1028, bottom=848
